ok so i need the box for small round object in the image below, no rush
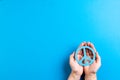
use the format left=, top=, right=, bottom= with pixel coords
left=75, top=46, right=96, bottom=66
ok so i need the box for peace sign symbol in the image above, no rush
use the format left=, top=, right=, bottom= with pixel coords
left=75, top=46, right=96, bottom=66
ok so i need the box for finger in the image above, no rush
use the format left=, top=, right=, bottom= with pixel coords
left=70, top=52, right=75, bottom=62
left=78, top=50, right=83, bottom=56
left=78, top=42, right=86, bottom=56
left=84, top=41, right=87, bottom=46
left=78, top=42, right=86, bottom=57
left=86, top=50, right=90, bottom=56
left=87, top=42, right=90, bottom=46
left=90, top=51, right=93, bottom=59
left=78, top=55, right=82, bottom=60
left=88, top=42, right=96, bottom=52
left=87, top=42, right=94, bottom=48
left=86, top=42, right=91, bottom=57
left=95, top=52, right=101, bottom=63
left=80, top=41, right=86, bottom=47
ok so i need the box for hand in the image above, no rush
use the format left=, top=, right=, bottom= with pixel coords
left=83, top=42, right=101, bottom=80
left=68, top=44, right=84, bottom=80
left=69, top=52, right=83, bottom=76
left=68, top=52, right=83, bottom=80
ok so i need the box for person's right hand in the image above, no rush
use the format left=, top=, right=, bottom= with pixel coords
left=69, top=43, right=84, bottom=76
left=68, top=43, right=85, bottom=80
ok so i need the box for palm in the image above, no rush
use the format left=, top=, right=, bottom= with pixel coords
left=71, top=61, right=83, bottom=75
left=83, top=42, right=101, bottom=75
left=69, top=52, right=83, bottom=76
left=84, top=62, right=99, bottom=74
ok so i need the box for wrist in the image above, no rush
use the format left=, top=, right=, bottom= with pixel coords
left=68, top=71, right=81, bottom=80
left=85, top=73, right=97, bottom=80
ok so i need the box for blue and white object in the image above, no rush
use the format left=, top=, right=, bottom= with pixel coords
left=75, top=46, right=96, bottom=66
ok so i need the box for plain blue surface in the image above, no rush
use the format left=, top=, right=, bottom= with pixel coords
left=0, top=0, right=120, bottom=80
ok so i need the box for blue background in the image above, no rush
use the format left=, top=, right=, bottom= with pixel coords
left=0, top=0, right=120, bottom=80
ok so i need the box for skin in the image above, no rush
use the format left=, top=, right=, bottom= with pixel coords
left=68, top=52, right=83, bottom=80
left=68, top=42, right=101, bottom=80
